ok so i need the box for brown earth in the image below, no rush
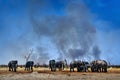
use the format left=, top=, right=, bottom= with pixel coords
left=0, top=67, right=120, bottom=80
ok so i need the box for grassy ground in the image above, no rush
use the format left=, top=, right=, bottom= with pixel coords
left=0, top=67, right=120, bottom=80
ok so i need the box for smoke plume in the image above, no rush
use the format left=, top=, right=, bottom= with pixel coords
left=29, top=0, right=101, bottom=61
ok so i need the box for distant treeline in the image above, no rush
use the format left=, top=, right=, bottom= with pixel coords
left=0, top=65, right=120, bottom=68
left=0, top=64, right=49, bottom=68
left=108, top=65, right=120, bottom=68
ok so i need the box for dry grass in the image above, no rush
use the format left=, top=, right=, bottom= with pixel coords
left=0, top=67, right=120, bottom=80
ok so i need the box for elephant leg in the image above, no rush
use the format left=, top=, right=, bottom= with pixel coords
left=84, top=67, right=86, bottom=72
left=105, top=68, right=107, bottom=72
left=102, top=68, right=105, bottom=72
left=30, top=66, right=31, bottom=71
left=29, top=67, right=30, bottom=71
left=59, top=68, right=60, bottom=71
left=51, top=67, right=53, bottom=71
left=104, top=67, right=107, bottom=72
left=77, top=67, right=79, bottom=72
left=70, top=68, right=71, bottom=72
left=27, top=67, right=29, bottom=71
left=96, top=66, right=99, bottom=72
left=15, top=69, right=16, bottom=72
left=11, top=67, right=13, bottom=71
left=91, top=66, right=94, bottom=72
left=73, top=68, right=74, bottom=72
left=51, top=66, right=53, bottom=71
left=31, top=67, right=33, bottom=71
left=54, top=66, right=56, bottom=71
left=9, top=67, right=11, bottom=71
left=11, top=68, right=12, bottom=71
left=51, top=68, right=53, bottom=71
left=83, top=67, right=85, bottom=72
left=70, top=68, right=72, bottom=72
left=70, top=67, right=74, bottom=72
left=53, top=67, right=55, bottom=71
left=14, top=67, right=16, bottom=72
left=96, top=68, right=99, bottom=72
left=63, top=65, right=64, bottom=70
left=55, top=68, right=56, bottom=71
left=13, top=66, right=15, bottom=72
left=101, top=68, right=103, bottom=72
left=98, top=67, right=100, bottom=72
left=13, top=67, right=14, bottom=72
left=77, top=67, right=81, bottom=72
left=93, top=66, right=95, bottom=72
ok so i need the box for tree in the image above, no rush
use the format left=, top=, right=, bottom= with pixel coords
left=24, top=48, right=34, bottom=62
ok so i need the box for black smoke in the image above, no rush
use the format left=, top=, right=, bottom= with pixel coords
left=92, top=45, right=101, bottom=60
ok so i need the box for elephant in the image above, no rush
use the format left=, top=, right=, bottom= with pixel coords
left=8, top=60, right=18, bottom=72
left=90, top=60, right=98, bottom=72
left=25, top=61, right=34, bottom=71
left=55, top=61, right=66, bottom=71
left=70, top=61, right=88, bottom=72
left=90, top=60, right=107, bottom=72
left=77, top=61, right=89, bottom=72
left=49, top=59, right=67, bottom=71
left=70, top=61, right=78, bottom=72
left=49, top=59, right=56, bottom=71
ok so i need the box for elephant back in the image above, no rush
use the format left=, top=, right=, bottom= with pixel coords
left=49, top=60, right=55, bottom=65
left=26, top=61, right=34, bottom=66
left=8, top=60, right=18, bottom=65
left=11, top=60, right=18, bottom=64
left=96, top=60, right=107, bottom=66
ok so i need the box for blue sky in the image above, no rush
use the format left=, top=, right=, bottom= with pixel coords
left=0, top=0, right=120, bottom=65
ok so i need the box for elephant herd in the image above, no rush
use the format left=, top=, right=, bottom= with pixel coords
left=70, top=61, right=89, bottom=72
left=8, top=59, right=107, bottom=73
left=49, top=59, right=108, bottom=72
left=90, top=60, right=107, bottom=72
left=8, top=60, right=34, bottom=72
